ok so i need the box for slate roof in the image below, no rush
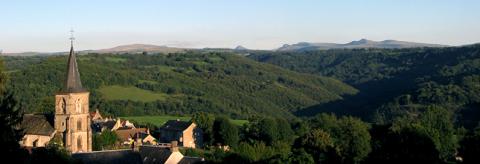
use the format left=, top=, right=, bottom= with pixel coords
left=72, top=146, right=204, bottom=164
left=21, top=114, right=55, bottom=136
left=72, top=150, right=142, bottom=164
left=179, top=156, right=204, bottom=164
left=115, top=128, right=148, bottom=141
left=160, top=120, right=193, bottom=131
left=139, top=146, right=173, bottom=164
left=63, top=43, right=86, bottom=93
left=92, top=120, right=116, bottom=132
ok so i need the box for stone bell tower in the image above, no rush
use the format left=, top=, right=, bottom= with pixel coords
left=54, top=30, right=92, bottom=153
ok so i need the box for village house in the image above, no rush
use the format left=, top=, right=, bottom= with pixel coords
left=112, top=119, right=136, bottom=131
left=91, top=116, right=136, bottom=133
left=115, top=128, right=157, bottom=145
left=19, top=114, right=56, bottom=148
left=158, top=120, right=203, bottom=148
left=90, top=109, right=104, bottom=123
left=19, top=35, right=205, bottom=163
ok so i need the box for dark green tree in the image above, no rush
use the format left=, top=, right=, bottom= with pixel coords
left=294, top=129, right=336, bottom=163
left=289, top=148, right=315, bottom=164
left=30, top=139, right=74, bottom=164
left=213, top=116, right=239, bottom=147
left=367, top=124, right=441, bottom=164
left=309, top=114, right=371, bottom=163
left=93, top=130, right=119, bottom=150
left=0, top=59, right=28, bottom=163
left=459, top=125, right=480, bottom=164
left=419, top=105, right=457, bottom=161
left=192, top=112, right=215, bottom=145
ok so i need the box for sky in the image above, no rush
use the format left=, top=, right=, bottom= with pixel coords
left=1, top=0, right=479, bottom=53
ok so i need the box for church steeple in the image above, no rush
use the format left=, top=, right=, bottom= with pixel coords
left=64, top=30, right=85, bottom=92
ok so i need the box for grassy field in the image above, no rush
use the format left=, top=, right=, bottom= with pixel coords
left=98, top=85, right=168, bottom=102
left=122, top=115, right=248, bottom=127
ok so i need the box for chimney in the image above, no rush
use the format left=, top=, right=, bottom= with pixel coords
left=170, top=141, right=179, bottom=152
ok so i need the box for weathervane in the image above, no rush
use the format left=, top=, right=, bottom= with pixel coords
left=69, top=29, right=75, bottom=46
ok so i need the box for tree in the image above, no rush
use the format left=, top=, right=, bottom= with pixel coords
left=459, top=125, right=480, bottom=164
left=232, top=141, right=275, bottom=162
left=30, top=138, right=74, bottom=164
left=0, top=59, right=28, bottom=163
left=192, top=112, right=215, bottom=145
left=243, top=117, right=294, bottom=146
left=294, top=129, right=336, bottom=163
left=367, top=124, right=441, bottom=164
left=334, top=116, right=372, bottom=164
left=289, top=148, right=315, bottom=164
left=275, top=118, right=295, bottom=143
left=419, top=105, right=457, bottom=161
left=391, top=106, right=458, bottom=162
left=93, top=130, right=119, bottom=150
left=213, top=116, right=239, bottom=147
left=308, top=114, right=371, bottom=163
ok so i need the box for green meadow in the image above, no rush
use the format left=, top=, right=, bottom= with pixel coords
left=98, top=85, right=168, bottom=102
left=122, top=115, right=248, bottom=127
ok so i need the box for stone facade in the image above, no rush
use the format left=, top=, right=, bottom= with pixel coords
left=55, top=92, right=92, bottom=153
left=22, top=134, right=55, bottom=147
left=158, top=120, right=203, bottom=148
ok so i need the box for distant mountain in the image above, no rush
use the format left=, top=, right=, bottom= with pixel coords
left=91, top=44, right=186, bottom=54
left=2, top=44, right=186, bottom=56
left=276, top=39, right=449, bottom=51
left=234, top=45, right=248, bottom=51
left=2, top=52, right=63, bottom=56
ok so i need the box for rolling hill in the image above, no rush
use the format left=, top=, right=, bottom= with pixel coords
left=4, top=52, right=357, bottom=119
left=90, top=44, right=186, bottom=54
left=249, top=44, right=480, bottom=128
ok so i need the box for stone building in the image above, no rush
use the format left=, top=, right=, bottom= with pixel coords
left=53, top=38, right=92, bottom=153
left=115, top=128, right=157, bottom=145
left=90, top=109, right=104, bottom=123
left=158, top=120, right=203, bottom=148
left=19, top=37, right=92, bottom=153
left=20, top=114, right=56, bottom=148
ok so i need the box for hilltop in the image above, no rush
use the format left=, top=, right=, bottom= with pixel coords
left=90, top=44, right=186, bottom=54
left=276, top=39, right=448, bottom=51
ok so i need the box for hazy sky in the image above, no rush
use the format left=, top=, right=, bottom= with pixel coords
left=1, top=0, right=479, bottom=53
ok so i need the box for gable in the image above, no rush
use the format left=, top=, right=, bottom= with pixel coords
left=21, top=114, right=55, bottom=136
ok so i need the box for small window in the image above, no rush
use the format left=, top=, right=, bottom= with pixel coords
left=61, top=98, right=66, bottom=114
left=76, top=99, right=82, bottom=113
left=77, top=120, right=82, bottom=131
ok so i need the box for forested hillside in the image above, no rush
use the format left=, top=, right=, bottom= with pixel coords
left=249, top=44, right=480, bottom=128
left=4, top=52, right=356, bottom=119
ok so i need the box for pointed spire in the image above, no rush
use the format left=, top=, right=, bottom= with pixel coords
left=63, top=30, right=86, bottom=92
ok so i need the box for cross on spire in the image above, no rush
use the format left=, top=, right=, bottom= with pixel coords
left=63, top=29, right=85, bottom=93
left=69, top=29, right=75, bottom=46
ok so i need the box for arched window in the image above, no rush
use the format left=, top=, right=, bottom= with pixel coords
left=77, top=119, right=82, bottom=131
left=75, top=98, right=82, bottom=113
left=60, top=98, right=66, bottom=114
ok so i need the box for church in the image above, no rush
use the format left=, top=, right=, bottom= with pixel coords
left=18, top=34, right=204, bottom=163
left=20, top=35, right=92, bottom=153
